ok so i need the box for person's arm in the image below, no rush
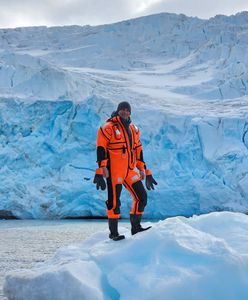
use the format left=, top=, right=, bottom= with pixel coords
left=135, top=127, right=146, bottom=174
left=96, top=125, right=112, bottom=175
left=135, top=126, right=157, bottom=190
left=93, top=124, right=112, bottom=190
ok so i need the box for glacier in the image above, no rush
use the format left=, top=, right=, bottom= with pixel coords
left=1, top=12, right=248, bottom=218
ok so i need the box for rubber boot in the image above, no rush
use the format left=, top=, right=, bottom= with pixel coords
left=130, top=214, right=152, bottom=235
left=108, top=218, right=125, bottom=241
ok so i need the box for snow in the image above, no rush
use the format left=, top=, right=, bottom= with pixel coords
left=2, top=12, right=248, bottom=101
left=3, top=212, right=248, bottom=300
left=1, top=12, right=248, bottom=219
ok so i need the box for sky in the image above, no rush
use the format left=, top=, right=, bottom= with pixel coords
left=0, top=0, right=247, bottom=29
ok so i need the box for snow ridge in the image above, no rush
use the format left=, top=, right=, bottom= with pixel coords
left=3, top=212, right=248, bottom=300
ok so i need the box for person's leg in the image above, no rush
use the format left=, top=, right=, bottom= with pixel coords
left=106, top=176, right=125, bottom=240
left=129, top=214, right=151, bottom=235
left=124, top=170, right=151, bottom=235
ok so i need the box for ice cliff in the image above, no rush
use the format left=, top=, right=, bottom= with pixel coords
left=1, top=12, right=248, bottom=218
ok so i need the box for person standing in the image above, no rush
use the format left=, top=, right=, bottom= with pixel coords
left=93, top=101, right=157, bottom=241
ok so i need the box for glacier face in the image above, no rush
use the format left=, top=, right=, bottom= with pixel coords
left=1, top=97, right=248, bottom=219
left=1, top=12, right=248, bottom=218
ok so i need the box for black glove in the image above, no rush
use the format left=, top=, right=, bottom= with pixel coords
left=145, top=170, right=157, bottom=190
left=93, top=173, right=106, bottom=190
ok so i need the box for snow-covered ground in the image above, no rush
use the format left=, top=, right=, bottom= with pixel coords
left=3, top=212, right=248, bottom=300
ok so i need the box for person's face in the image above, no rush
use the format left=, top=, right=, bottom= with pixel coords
left=118, top=109, right=131, bottom=120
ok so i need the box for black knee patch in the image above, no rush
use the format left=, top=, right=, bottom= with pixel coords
left=106, top=177, right=113, bottom=209
left=106, top=180, right=122, bottom=214
left=114, top=184, right=122, bottom=214
left=132, top=181, right=147, bottom=212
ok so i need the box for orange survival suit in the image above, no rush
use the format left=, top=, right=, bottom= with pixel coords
left=95, top=113, right=150, bottom=219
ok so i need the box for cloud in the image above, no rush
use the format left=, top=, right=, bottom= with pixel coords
left=0, top=0, right=140, bottom=28
left=0, top=0, right=247, bottom=28
left=141, top=0, right=248, bottom=19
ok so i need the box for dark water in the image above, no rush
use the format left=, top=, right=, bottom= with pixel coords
left=0, top=219, right=109, bottom=300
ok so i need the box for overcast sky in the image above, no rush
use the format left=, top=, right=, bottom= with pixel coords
left=0, top=0, right=248, bottom=29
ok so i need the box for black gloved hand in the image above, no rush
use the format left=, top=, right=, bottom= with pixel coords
left=145, top=170, right=157, bottom=190
left=93, top=169, right=106, bottom=190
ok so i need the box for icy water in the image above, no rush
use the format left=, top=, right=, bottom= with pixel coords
left=0, top=219, right=114, bottom=300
